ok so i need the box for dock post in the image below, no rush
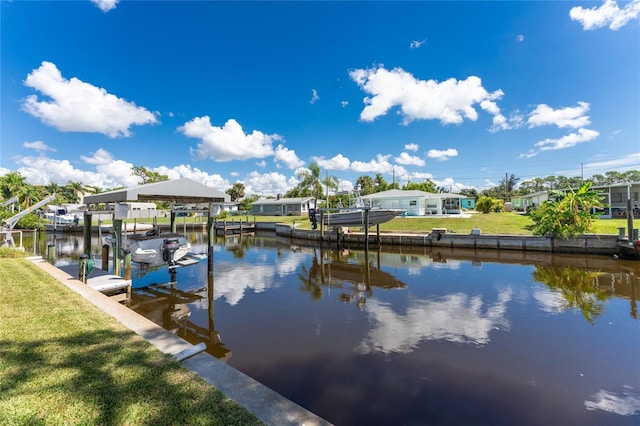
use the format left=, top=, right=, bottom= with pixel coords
left=113, top=219, right=122, bottom=276
left=376, top=224, right=381, bottom=249
left=83, top=212, right=92, bottom=257
left=170, top=211, right=177, bottom=233
left=364, top=209, right=370, bottom=251
left=102, top=244, right=110, bottom=271
left=79, top=254, right=89, bottom=284
left=207, top=213, right=215, bottom=274
left=123, top=249, right=131, bottom=281
left=46, top=242, right=56, bottom=264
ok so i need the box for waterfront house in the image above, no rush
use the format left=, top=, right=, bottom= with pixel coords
left=360, top=189, right=464, bottom=215
left=250, top=196, right=316, bottom=216
left=511, top=182, right=640, bottom=218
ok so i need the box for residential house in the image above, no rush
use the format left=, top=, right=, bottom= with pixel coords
left=250, top=196, right=316, bottom=216
left=511, top=182, right=640, bottom=218
left=360, top=189, right=464, bottom=215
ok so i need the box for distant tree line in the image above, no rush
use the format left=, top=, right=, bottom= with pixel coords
left=2, top=166, right=638, bottom=217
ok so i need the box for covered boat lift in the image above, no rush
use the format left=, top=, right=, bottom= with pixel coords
left=82, top=178, right=229, bottom=276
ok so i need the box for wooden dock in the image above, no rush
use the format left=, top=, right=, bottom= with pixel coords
left=214, top=219, right=256, bottom=235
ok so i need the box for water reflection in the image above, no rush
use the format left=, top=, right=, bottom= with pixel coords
left=357, top=288, right=513, bottom=353
left=299, top=249, right=406, bottom=305
left=25, top=231, right=640, bottom=425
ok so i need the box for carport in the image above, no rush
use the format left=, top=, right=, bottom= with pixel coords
left=82, top=178, right=229, bottom=275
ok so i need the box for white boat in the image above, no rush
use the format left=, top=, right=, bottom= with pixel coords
left=321, top=208, right=403, bottom=227
left=45, top=205, right=83, bottom=225
left=316, top=190, right=403, bottom=227
left=105, top=230, right=191, bottom=265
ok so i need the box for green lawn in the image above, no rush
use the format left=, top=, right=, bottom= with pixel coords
left=245, top=212, right=630, bottom=236
left=96, top=211, right=632, bottom=235
left=0, top=257, right=263, bottom=426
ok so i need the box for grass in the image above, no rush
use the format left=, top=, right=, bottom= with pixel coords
left=243, top=212, right=630, bottom=236
left=0, top=258, right=263, bottom=426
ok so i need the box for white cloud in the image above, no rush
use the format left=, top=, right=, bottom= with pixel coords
left=535, top=128, right=600, bottom=151
left=341, top=100, right=349, bottom=108
left=274, top=144, right=304, bottom=169
left=91, top=0, right=119, bottom=12
left=180, top=117, right=281, bottom=161
left=309, top=88, right=319, bottom=104
left=337, top=179, right=354, bottom=193
left=23, top=140, right=55, bottom=152
left=351, top=154, right=395, bottom=173
left=349, top=66, right=504, bottom=126
left=395, top=152, right=425, bottom=166
left=256, top=160, right=267, bottom=168
left=244, top=170, right=292, bottom=196
left=22, top=61, right=158, bottom=137
left=584, top=387, right=640, bottom=416
left=404, top=143, right=419, bottom=152
left=427, top=148, right=458, bottom=161
left=517, top=34, right=525, bottom=42
left=13, top=151, right=138, bottom=188
left=570, top=0, right=640, bottom=30
left=528, top=101, right=591, bottom=129
left=410, top=39, right=426, bottom=49
left=153, top=164, right=229, bottom=190
left=313, top=153, right=351, bottom=171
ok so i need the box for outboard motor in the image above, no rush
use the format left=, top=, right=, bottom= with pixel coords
left=161, top=237, right=180, bottom=265
left=308, top=208, right=318, bottom=230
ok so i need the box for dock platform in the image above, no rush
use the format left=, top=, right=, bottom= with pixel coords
left=214, top=220, right=256, bottom=235
left=57, top=263, right=132, bottom=295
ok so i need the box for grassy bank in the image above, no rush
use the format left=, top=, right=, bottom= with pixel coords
left=96, top=212, right=631, bottom=236
left=0, top=257, right=262, bottom=425
left=250, top=212, right=630, bottom=236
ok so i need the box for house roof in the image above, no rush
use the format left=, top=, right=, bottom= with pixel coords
left=83, top=178, right=230, bottom=204
left=362, top=189, right=462, bottom=199
left=251, top=197, right=315, bottom=206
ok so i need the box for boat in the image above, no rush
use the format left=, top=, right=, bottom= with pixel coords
left=104, top=229, right=191, bottom=265
left=316, top=190, right=404, bottom=227
left=321, top=208, right=403, bottom=227
left=44, top=204, right=84, bottom=224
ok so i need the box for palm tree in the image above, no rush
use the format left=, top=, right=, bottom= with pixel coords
left=0, top=171, right=27, bottom=200
left=296, top=162, right=338, bottom=207
left=65, top=181, right=86, bottom=203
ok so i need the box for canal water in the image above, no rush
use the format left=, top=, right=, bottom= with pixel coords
left=28, top=231, right=640, bottom=425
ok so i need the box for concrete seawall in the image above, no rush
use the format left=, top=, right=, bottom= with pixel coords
left=274, top=224, right=621, bottom=256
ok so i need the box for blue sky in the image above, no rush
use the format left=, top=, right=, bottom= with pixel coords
left=1, top=0, right=639, bottom=196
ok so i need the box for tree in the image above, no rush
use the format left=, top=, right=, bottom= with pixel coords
left=0, top=171, right=27, bottom=200
left=132, top=166, right=169, bottom=185
left=65, top=181, right=86, bottom=203
left=459, top=188, right=479, bottom=199
left=239, top=194, right=258, bottom=211
left=527, top=181, right=605, bottom=238
left=292, top=162, right=338, bottom=206
left=476, top=196, right=504, bottom=213
left=403, top=179, right=437, bottom=193
left=355, top=175, right=375, bottom=195
left=226, top=182, right=245, bottom=202
left=374, top=173, right=388, bottom=193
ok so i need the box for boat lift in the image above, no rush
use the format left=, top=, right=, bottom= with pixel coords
left=1, top=194, right=56, bottom=248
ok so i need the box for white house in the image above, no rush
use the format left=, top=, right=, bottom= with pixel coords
left=361, top=189, right=464, bottom=215
left=511, top=182, right=640, bottom=218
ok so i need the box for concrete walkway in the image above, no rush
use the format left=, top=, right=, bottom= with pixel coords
left=29, top=257, right=332, bottom=426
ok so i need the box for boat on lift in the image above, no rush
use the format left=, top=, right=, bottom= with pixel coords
left=313, top=190, right=403, bottom=228
left=104, top=229, right=191, bottom=265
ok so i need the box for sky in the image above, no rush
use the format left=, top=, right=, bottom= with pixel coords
left=1, top=0, right=639, bottom=197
